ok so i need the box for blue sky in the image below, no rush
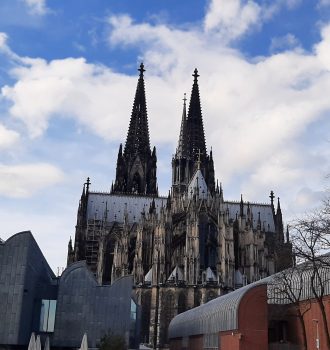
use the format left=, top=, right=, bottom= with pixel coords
left=1, top=0, right=330, bottom=271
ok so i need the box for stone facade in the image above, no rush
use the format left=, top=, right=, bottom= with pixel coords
left=68, top=64, right=292, bottom=349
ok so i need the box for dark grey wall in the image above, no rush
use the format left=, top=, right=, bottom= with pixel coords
left=0, top=231, right=56, bottom=345
left=52, top=261, right=133, bottom=348
left=0, top=233, right=136, bottom=349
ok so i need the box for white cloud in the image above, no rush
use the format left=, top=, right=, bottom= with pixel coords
left=318, top=0, right=330, bottom=7
left=270, top=33, right=300, bottom=52
left=314, top=25, right=330, bottom=70
left=241, top=144, right=328, bottom=207
left=262, top=0, right=302, bottom=20
left=0, top=124, right=20, bottom=149
left=0, top=32, right=21, bottom=60
left=0, top=32, right=12, bottom=57
left=204, top=0, right=261, bottom=41
left=2, top=57, right=135, bottom=139
left=0, top=32, right=8, bottom=48
left=203, top=0, right=302, bottom=42
left=23, top=0, right=48, bottom=16
left=294, top=187, right=325, bottom=209
left=0, top=163, right=64, bottom=197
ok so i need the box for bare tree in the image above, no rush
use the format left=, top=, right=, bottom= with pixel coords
left=290, top=201, right=330, bottom=349
left=270, top=266, right=311, bottom=350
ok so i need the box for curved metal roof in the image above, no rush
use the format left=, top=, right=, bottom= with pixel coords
left=169, top=255, right=330, bottom=340
left=267, top=256, right=330, bottom=304
left=168, top=277, right=271, bottom=339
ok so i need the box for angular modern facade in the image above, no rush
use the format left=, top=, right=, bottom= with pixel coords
left=68, top=64, right=292, bottom=349
left=0, top=231, right=138, bottom=349
left=0, top=231, right=57, bottom=346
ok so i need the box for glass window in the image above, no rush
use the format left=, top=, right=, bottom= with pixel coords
left=129, top=299, right=138, bottom=348
left=39, top=300, right=57, bottom=332
left=130, top=299, right=137, bottom=321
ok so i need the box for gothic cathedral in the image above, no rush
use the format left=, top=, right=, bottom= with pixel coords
left=67, top=64, right=292, bottom=349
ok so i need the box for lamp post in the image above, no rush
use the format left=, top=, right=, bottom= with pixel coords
left=312, top=319, right=319, bottom=350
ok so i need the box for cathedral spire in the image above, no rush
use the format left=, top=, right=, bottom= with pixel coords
left=171, top=69, right=215, bottom=196
left=176, top=93, right=188, bottom=158
left=124, top=63, right=151, bottom=159
left=276, top=197, right=284, bottom=242
left=187, top=68, right=206, bottom=159
left=113, top=63, right=158, bottom=196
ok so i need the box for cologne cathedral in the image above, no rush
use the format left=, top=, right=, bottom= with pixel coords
left=67, top=64, right=292, bottom=349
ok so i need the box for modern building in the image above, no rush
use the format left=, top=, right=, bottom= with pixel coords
left=0, top=231, right=138, bottom=349
left=168, top=259, right=330, bottom=350
left=169, top=280, right=269, bottom=350
left=68, top=64, right=292, bottom=349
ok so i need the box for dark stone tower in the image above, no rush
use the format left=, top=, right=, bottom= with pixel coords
left=73, top=177, right=90, bottom=261
left=112, top=63, right=158, bottom=196
left=172, top=69, right=215, bottom=196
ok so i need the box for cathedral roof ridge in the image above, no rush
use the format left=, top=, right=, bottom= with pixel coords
left=89, top=191, right=167, bottom=200
left=225, top=200, right=270, bottom=206
left=89, top=191, right=111, bottom=195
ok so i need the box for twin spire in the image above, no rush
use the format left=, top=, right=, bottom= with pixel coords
left=124, top=63, right=151, bottom=160
left=113, top=63, right=157, bottom=196
left=124, top=63, right=207, bottom=165
left=176, top=68, right=206, bottom=160
left=113, top=63, right=209, bottom=196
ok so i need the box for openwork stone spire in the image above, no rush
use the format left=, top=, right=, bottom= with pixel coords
left=113, top=63, right=157, bottom=196
left=172, top=69, right=215, bottom=196
left=124, top=63, right=151, bottom=159
left=176, top=93, right=188, bottom=158
left=186, top=68, right=206, bottom=159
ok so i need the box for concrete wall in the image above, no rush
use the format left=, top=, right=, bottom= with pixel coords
left=0, top=231, right=56, bottom=345
left=52, top=261, right=134, bottom=348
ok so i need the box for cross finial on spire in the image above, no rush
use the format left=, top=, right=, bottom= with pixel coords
left=85, top=177, right=91, bottom=193
left=138, top=62, right=145, bottom=75
left=193, top=68, right=199, bottom=82
left=183, top=92, right=187, bottom=104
